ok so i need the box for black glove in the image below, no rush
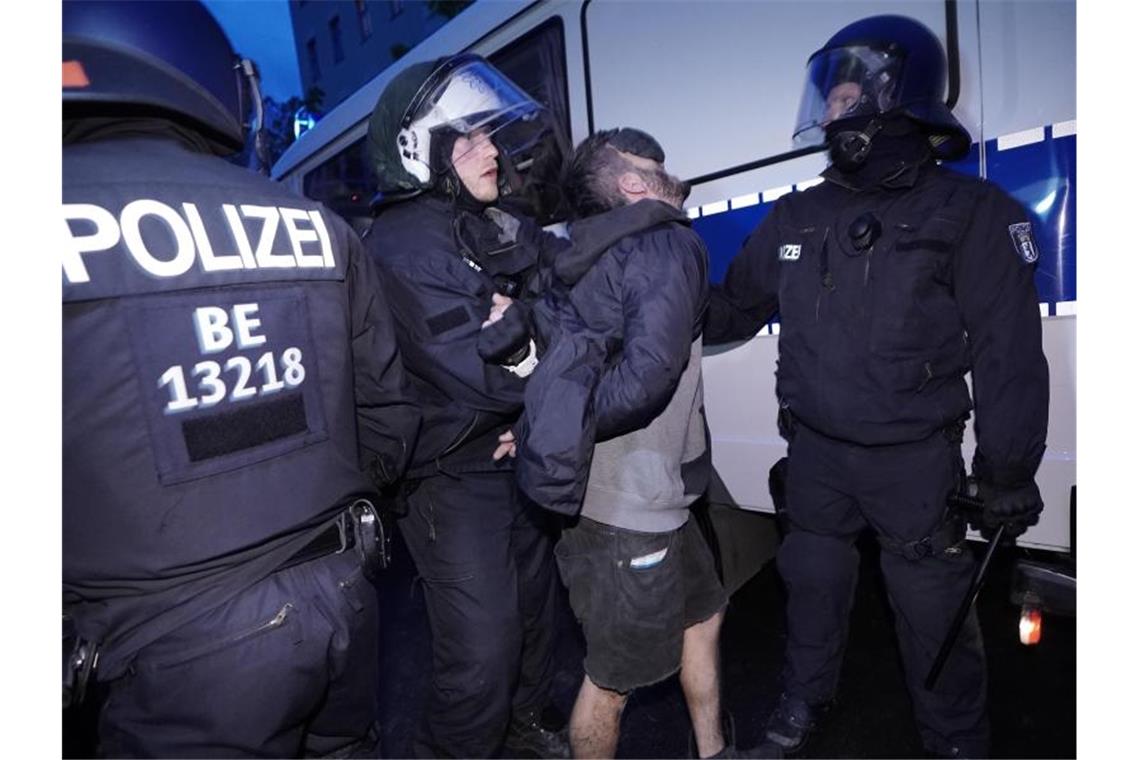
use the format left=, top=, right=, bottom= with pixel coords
left=975, top=480, right=1044, bottom=539
left=478, top=299, right=534, bottom=365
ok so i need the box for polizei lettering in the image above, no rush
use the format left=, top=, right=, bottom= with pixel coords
left=61, top=200, right=337, bottom=285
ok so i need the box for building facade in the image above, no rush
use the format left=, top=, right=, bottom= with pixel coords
left=289, top=1, right=464, bottom=112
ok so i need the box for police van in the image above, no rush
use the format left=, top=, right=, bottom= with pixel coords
left=273, top=0, right=1075, bottom=562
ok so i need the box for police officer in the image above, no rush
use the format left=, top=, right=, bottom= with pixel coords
left=62, top=2, right=420, bottom=755
left=705, top=15, right=1049, bottom=758
left=362, top=55, right=569, bottom=758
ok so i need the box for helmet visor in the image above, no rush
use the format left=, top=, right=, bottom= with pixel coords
left=406, top=58, right=545, bottom=167
left=793, top=46, right=904, bottom=147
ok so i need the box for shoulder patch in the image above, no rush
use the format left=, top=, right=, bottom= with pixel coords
left=779, top=244, right=802, bottom=262
left=1008, top=222, right=1039, bottom=264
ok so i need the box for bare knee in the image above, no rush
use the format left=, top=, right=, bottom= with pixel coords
left=569, top=675, right=629, bottom=758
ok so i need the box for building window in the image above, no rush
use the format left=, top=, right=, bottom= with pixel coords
left=306, top=37, right=320, bottom=80
left=389, top=0, right=404, bottom=19
left=355, top=0, right=372, bottom=40
left=329, top=16, right=344, bottom=63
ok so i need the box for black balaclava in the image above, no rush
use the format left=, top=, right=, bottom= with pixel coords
left=826, top=113, right=933, bottom=187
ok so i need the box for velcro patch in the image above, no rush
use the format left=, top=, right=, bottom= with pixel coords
left=426, top=306, right=472, bottom=336
left=183, top=393, right=307, bottom=461
left=896, top=239, right=953, bottom=254
left=1008, top=222, right=1039, bottom=263
left=778, top=244, right=802, bottom=261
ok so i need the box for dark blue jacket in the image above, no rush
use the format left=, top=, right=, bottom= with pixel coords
left=364, top=194, right=566, bottom=476
left=705, top=157, right=1049, bottom=486
left=62, top=124, right=420, bottom=678
left=516, top=201, right=711, bottom=516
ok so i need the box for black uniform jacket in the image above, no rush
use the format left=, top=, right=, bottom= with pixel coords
left=62, top=127, right=420, bottom=678
left=364, top=194, right=567, bottom=476
left=705, top=160, right=1049, bottom=486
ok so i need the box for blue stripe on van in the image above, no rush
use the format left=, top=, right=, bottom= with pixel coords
left=693, top=128, right=1077, bottom=309
left=983, top=128, right=1077, bottom=306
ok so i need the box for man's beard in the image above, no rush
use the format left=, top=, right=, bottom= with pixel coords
left=645, top=168, right=691, bottom=208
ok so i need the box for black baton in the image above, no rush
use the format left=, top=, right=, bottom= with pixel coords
left=925, top=488, right=1003, bottom=690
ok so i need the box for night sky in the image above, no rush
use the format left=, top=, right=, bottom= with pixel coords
left=203, top=0, right=302, bottom=102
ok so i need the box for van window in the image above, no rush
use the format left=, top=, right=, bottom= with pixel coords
left=488, top=18, right=572, bottom=223
left=488, top=18, right=570, bottom=142
left=302, top=137, right=374, bottom=235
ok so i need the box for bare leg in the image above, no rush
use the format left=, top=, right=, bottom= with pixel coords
left=568, top=674, right=628, bottom=759
left=681, top=610, right=726, bottom=758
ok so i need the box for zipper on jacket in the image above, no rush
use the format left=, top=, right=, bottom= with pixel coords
left=439, top=411, right=482, bottom=459
left=916, top=361, right=935, bottom=393
left=816, top=228, right=834, bottom=322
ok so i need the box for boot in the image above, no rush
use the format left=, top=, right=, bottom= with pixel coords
left=761, top=693, right=832, bottom=755
left=504, top=709, right=570, bottom=759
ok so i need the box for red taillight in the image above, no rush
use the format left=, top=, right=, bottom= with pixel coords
left=1019, top=605, right=1043, bottom=645
left=63, top=60, right=90, bottom=88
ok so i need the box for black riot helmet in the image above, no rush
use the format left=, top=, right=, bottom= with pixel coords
left=62, top=0, right=259, bottom=156
left=793, top=15, right=971, bottom=163
left=367, top=53, right=547, bottom=202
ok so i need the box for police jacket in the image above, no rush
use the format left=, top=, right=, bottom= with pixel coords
left=517, top=200, right=711, bottom=524
left=364, top=193, right=566, bottom=476
left=705, top=142, right=1049, bottom=487
left=62, top=121, right=420, bottom=679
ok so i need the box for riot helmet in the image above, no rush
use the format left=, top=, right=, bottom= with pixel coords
left=62, top=0, right=257, bottom=156
left=792, top=15, right=971, bottom=162
left=367, top=54, right=546, bottom=200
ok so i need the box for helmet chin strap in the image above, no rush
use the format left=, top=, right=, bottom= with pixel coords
left=829, top=118, right=883, bottom=173
left=236, top=57, right=267, bottom=174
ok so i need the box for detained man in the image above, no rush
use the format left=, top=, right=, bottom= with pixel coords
left=496, top=129, right=762, bottom=759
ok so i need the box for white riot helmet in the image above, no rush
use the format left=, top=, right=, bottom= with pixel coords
left=396, top=54, right=544, bottom=184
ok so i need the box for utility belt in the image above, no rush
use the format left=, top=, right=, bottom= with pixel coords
left=62, top=614, right=97, bottom=710
left=279, top=498, right=393, bottom=579
left=404, top=455, right=509, bottom=481
left=771, top=410, right=972, bottom=561
left=779, top=404, right=968, bottom=449
left=62, top=499, right=392, bottom=709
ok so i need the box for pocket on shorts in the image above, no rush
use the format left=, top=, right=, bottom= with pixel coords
left=614, top=529, right=682, bottom=619
left=583, top=528, right=685, bottom=690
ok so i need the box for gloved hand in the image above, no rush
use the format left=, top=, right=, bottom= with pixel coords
left=478, top=296, right=534, bottom=365
left=975, top=480, right=1044, bottom=539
